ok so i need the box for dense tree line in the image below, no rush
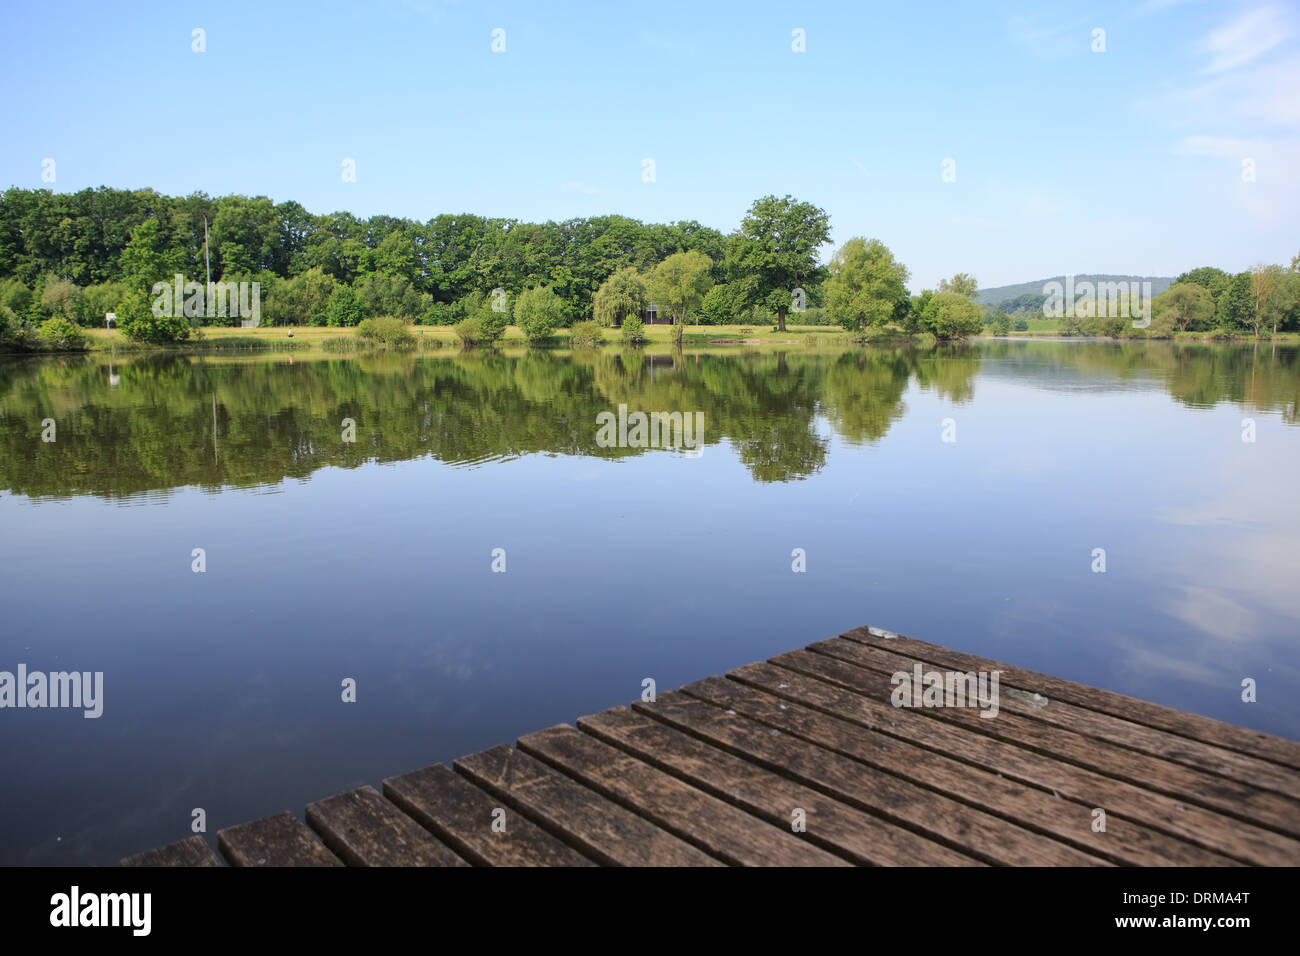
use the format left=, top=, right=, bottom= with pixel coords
left=1, top=185, right=1295, bottom=348
left=1155, top=263, right=1300, bottom=339
left=0, top=186, right=740, bottom=343
left=0, top=186, right=983, bottom=346
left=0, top=183, right=790, bottom=343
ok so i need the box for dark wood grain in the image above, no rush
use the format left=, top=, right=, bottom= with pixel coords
left=632, top=691, right=1107, bottom=865
left=578, top=705, right=981, bottom=866
left=454, top=744, right=721, bottom=866
left=843, top=626, right=1300, bottom=770
left=217, top=812, right=343, bottom=867
left=305, top=785, right=467, bottom=867
left=827, top=636, right=1300, bottom=799
left=773, top=646, right=1300, bottom=865
left=518, top=722, right=847, bottom=866
left=384, top=763, right=595, bottom=867
left=688, top=672, right=1236, bottom=866
left=806, top=638, right=1300, bottom=842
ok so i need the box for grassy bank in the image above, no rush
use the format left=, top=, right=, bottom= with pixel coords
left=71, top=323, right=864, bottom=353
left=10, top=321, right=1296, bottom=358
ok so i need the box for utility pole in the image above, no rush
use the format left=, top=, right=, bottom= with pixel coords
left=203, top=214, right=212, bottom=303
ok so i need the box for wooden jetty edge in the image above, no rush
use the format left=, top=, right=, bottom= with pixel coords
left=123, top=625, right=1300, bottom=867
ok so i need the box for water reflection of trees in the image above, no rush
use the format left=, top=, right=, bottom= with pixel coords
left=0, top=340, right=1294, bottom=498
left=977, top=340, right=1299, bottom=421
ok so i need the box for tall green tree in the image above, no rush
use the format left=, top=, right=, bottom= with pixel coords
left=1175, top=266, right=1232, bottom=324
left=725, top=195, right=831, bottom=331
left=823, top=237, right=910, bottom=331
left=1152, top=282, right=1215, bottom=333
left=116, top=288, right=191, bottom=342
left=917, top=292, right=983, bottom=340
left=1251, top=263, right=1285, bottom=338
left=119, top=218, right=186, bottom=289
left=1220, top=272, right=1256, bottom=335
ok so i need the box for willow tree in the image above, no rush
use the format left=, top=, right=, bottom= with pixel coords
left=647, top=251, right=713, bottom=327
left=592, top=267, right=647, bottom=327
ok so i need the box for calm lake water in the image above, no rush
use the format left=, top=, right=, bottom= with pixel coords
left=1, top=339, right=1298, bottom=865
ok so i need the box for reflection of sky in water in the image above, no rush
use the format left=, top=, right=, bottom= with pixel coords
left=0, top=343, right=1297, bottom=865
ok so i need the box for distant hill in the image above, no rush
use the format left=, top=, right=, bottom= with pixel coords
left=975, top=275, right=1174, bottom=313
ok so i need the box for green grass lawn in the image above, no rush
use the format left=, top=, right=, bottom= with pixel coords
left=78, top=323, right=860, bottom=352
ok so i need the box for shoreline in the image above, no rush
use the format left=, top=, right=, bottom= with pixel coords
left=5, top=323, right=1298, bottom=358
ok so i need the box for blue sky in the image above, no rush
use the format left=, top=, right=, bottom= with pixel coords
left=2, top=0, right=1296, bottom=288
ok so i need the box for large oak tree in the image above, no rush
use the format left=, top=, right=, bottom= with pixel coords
left=725, top=195, right=830, bottom=332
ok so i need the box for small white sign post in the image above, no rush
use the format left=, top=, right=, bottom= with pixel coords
left=105, top=312, right=116, bottom=335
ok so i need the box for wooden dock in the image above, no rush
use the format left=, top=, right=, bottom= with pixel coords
left=123, top=626, right=1300, bottom=867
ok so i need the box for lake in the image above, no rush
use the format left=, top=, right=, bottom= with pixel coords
left=1, top=339, right=1297, bottom=865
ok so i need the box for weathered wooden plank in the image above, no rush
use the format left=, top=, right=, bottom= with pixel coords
left=684, top=673, right=1237, bottom=867
left=121, top=835, right=222, bottom=868
left=807, top=638, right=1300, bottom=840
left=454, top=744, right=722, bottom=866
left=217, top=812, right=343, bottom=867
left=825, top=637, right=1300, bottom=800
left=578, top=706, right=981, bottom=866
left=518, top=723, right=847, bottom=866
left=843, top=626, right=1300, bottom=771
left=384, top=764, right=595, bottom=867
left=773, top=647, right=1300, bottom=864
left=304, top=785, right=467, bottom=867
left=732, top=658, right=1277, bottom=864
left=632, top=691, right=1107, bottom=865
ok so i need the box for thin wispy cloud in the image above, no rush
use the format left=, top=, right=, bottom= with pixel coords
left=1200, top=4, right=1294, bottom=74
left=1140, top=3, right=1300, bottom=226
